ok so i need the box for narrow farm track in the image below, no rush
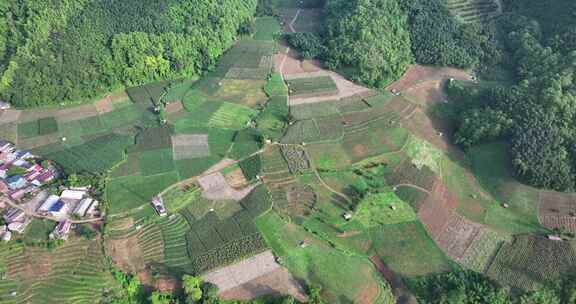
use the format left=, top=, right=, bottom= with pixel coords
left=302, top=147, right=353, bottom=205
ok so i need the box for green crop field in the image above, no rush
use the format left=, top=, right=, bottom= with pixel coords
left=107, top=172, right=179, bottom=215
left=208, top=102, right=258, bottom=130
left=254, top=17, right=281, bottom=41
left=369, top=221, right=456, bottom=277
left=287, top=76, right=338, bottom=96
left=487, top=235, right=576, bottom=290
left=354, top=192, right=417, bottom=227
left=256, top=212, right=394, bottom=303
left=162, top=186, right=201, bottom=212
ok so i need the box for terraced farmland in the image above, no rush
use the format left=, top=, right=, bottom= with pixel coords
left=445, top=0, right=500, bottom=23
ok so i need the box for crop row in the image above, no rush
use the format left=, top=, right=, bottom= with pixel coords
left=190, top=233, right=268, bottom=274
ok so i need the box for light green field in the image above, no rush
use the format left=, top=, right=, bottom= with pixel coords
left=354, top=192, right=417, bottom=227
left=256, top=212, right=394, bottom=304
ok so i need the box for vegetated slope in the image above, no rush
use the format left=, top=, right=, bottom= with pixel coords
left=399, top=0, right=500, bottom=69
left=323, top=0, right=413, bottom=87
left=447, top=0, right=576, bottom=191
left=0, top=0, right=257, bottom=107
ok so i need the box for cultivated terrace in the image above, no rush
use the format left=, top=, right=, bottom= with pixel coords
left=0, top=0, right=575, bottom=304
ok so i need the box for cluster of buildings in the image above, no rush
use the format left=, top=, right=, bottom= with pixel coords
left=0, top=140, right=100, bottom=242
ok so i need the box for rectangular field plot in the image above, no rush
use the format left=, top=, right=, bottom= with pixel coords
left=343, top=127, right=409, bottom=163
left=287, top=76, right=338, bottom=97
left=137, top=148, right=175, bottom=176
left=369, top=221, right=455, bottom=277
left=181, top=186, right=272, bottom=273
left=107, top=172, right=179, bottom=215
left=290, top=101, right=341, bottom=120
left=213, top=79, right=268, bottom=107
left=487, top=235, right=576, bottom=290
left=208, top=103, right=258, bottom=130
left=254, top=17, right=281, bottom=41
left=355, top=192, right=416, bottom=227
left=281, top=119, right=321, bottom=144
left=33, top=133, right=133, bottom=174
left=307, top=142, right=351, bottom=170
left=171, top=134, right=210, bottom=160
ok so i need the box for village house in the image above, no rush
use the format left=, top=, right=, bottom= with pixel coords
left=152, top=196, right=167, bottom=217
left=50, top=220, right=72, bottom=240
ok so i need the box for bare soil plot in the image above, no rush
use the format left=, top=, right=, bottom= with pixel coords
left=204, top=250, right=307, bottom=302
left=94, top=91, right=130, bottom=114
left=55, top=104, right=99, bottom=123
left=387, top=65, right=471, bottom=93
left=434, top=214, right=483, bottom=261
left=0, top=109, right=22, bottom=125
left=220, top=268, right=308, bottom=302
left=224, top=168, right=249, bottom=189
left=166, top=101, right=184, bottom=114
left=171, top=134, right=210, bottom=160
left=17, top=108, right=60, bottom=123
left=198, top=172, right=256, bottom=201
left=106, top=234, right=145, bottom=273
left=539, top=191, right=576, bottom=232
left=402, top=109, right=452, bottom=152
left=402, top=80, right=447, bottom=105
left=17, top=133, right=61, bottom=150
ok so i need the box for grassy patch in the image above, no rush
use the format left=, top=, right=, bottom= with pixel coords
left=369, top=221, right=456, bottom=277
left=264, top=73, right=288, bottom=97
left=468, top=142, right=543, bottom=234
left=137, top=148, right=175, bottom=176
left=37, top=117, right=58, bottom=135
left=256, top=211, right=392, bottom=303
left=162, top=186, right=201, bottom=212
left=18, top=120, right=40, bottom=139
left=404, top=135, right=443, bottom=174
left=208, top=102, right=258, bottom=130
left=254, top=17, right=281, bottom=41
left=24, top=219, right=55, bottom=242
left=175, top=156, right=221, bottom=180
left=36, top=133, right=133, bottom=174
left=107, top=171, right=179, bottom=215
left=354, top=192, right=416, bottom=227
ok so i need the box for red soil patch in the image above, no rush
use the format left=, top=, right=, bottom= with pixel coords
left=539, top=191, right=576, bottom=232
left=354, top=268, right=380, bottom=304
left=106, top=234, right=145, bottom=273
left=337, top=231, right=362, bottom=238
left=155, top=276, right=181, bottom=293
left=387, top=160, right=437, bottom=193
left=388, top=65, right=471, bottom=93
left=220, top=268, right=308, bottom=302
left=418, top=181, right=483, bottom=260
left=165, top=101, right=184, bottom=114
left=353, top=144, right=368, bottom=158
left=402, top=109, right=451, bottom=152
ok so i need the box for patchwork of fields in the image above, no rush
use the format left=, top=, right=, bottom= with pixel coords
left=2, top=4, right=575, bottom=304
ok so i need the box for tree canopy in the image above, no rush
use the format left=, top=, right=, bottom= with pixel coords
left=446, top=0, right=576, bottom=191
left=0, top=0, right=257, bottom=107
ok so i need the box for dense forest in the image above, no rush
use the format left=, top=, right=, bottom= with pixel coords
left=286, top=0, right=496, bottom=88
left=0, top=0, right=256, bottom=107
left=449, top=0, right=576, bottom=191
left=323, top=0, right=413, bottom=87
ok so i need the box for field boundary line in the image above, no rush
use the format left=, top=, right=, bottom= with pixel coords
left=302, top=147, right=353, bottom=206
left=289, top=9, right=301, bottom=34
